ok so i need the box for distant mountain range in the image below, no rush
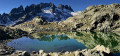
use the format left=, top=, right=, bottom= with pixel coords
left=14, top=3, right=120, bottom=32
left=0, top=3, right=77, bottom=26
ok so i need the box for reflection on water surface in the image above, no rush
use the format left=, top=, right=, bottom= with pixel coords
left=7, top=31, right=120, bottom=53
left=7, top=34, right=86, bottom=52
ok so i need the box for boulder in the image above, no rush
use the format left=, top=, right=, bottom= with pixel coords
left=0, top=45, right=14, bottom=55
left=34, top=16, right=48, bottom=25
left=39, top=50, right=44, bottom=56
left=11, top=50, right=30, bottom=56
left=93, top=45, right=110, bottom=54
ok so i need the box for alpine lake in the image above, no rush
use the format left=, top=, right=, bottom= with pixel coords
left=6, top=31, right=120, bottom=55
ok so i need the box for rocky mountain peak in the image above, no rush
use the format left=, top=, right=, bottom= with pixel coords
left=57, top=4, right=64, bottom=10
left=109, top=3, right=120, bottom=7
left=18, top=5, right=24, bottom=11
left=49, top=2, right=56, bottom=8
left=10, top=5, right=24, bottom=14
left=0, top=3, right=74, bottom=26
left=0, top=13, right=10, bottom=24
left=57, top=4, right=73, bottom=12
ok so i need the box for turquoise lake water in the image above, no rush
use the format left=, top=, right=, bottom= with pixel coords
left=6, top=32, right=120, bottom=56
left=7, top=35, right=87, bottom=53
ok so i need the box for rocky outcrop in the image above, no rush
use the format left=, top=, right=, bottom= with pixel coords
left=0, top=25, right=27, bottom=40
left=0, top=13, right=11, bottom=24
left=0, top=41, right=14, bottom=55
left=61, top=3, right=120, bottom=31
left=0, top=25, right=28, bottom=55
left=9, top=45, right=112, bottom=56
left=0, top=44, right=14, bottom=55
left=34, top=16, right=48, bottom=25
left=15, top=16, right=72, bottom=33
left=71, top=11, right=82, bottom=16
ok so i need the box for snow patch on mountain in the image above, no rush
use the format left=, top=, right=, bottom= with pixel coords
left=0, top=3, right=76, bottom=26
left=71, top=11, right=82, bottom=16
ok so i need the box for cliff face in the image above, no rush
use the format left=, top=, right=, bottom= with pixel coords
left=62, top=3, right=120, bottom=31
left=0, top=3, right=74, bottom=26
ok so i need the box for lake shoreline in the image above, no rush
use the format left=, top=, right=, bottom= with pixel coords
left=0, top=37, right=117, bottom=56
left=3, top=45, right=112, bottom=56
left=0, top=26, right=119, bottom=56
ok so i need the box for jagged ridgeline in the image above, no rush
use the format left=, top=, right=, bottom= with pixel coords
left=0, top=3, right=74, bottom=25
left=15, top=3, right=120, bottom=32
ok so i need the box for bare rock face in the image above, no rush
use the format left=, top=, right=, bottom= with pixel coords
left=0, top=40, right=15, bottom=55
left=62, top=3, right=120, bottom=31
left=0, top=13, right=11, bottom=24
left=0, top=3, right=74, bottom=26
left=34, top=16, right=48, bottom=25
left=9, top=5, right=25, bottom=21
left=0, top=44, right=14, bottom=55
left=93, top=45, right=110, bottom=54
left=11, top=50, right=30, bottom=56
left=0, top=25, right=27, bottom=40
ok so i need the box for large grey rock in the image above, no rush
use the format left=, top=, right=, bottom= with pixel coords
left=11, top=50, right=30, bottom=56
left=34, top=16, right=47, bottom=25
left=39, top=50, right=44, bottom=56
left=0, top=45, right=14, bottom=55
left=9, top=45, right=112, bottom=56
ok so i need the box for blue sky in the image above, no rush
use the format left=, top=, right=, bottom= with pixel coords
left=0, top=0, right=120, bottom=14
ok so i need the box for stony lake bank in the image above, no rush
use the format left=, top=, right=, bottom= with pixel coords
left=0, top=28, right=120, bottom=56
left=0, top=3, right=120, bottom=56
